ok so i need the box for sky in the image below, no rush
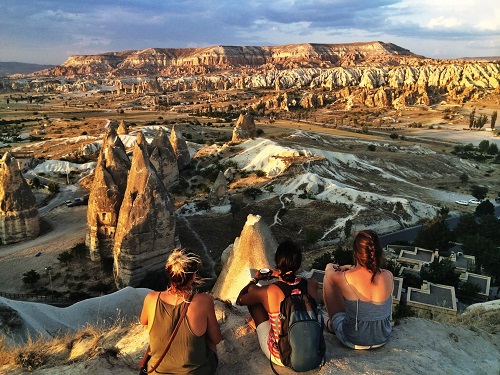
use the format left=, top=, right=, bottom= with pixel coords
left=0, top=0, right=499, bottom=65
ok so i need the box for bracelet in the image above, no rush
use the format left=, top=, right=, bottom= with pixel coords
left=249, top=278, right=258, bottom=284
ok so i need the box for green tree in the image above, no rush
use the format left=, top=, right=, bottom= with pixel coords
left=334, top=246, right=353, bottom=266
left=453, top=213, right=478, bottom=240
left=344, top=219, right=353, bottom=238
left=420, top=258, right=459, bottom=288
left=22, top=269, right=41, bottom=287
left=458, top=281, right=481, bottom=299
left=57, top=250, right=73, bottom=265
left=31, top=177, right=41, bottom=189
left=311, top=251, right=335, bottom=270
left=47, top=181, right=60, bottom=194
left=487, top=143, right=498, bottom=155
left=477, top=215, right=500, bottom=243
left=243, top=187, right=263, bottom=200
left=367, top=144, right=376, bottom=151
left=478, top=140, right=490, bottom=153
left=459, top=172, right=469, bottom=184
left=469, top=108, right=476, bottom=128
left=414, top=216, right=452, bottom=252
left=471, top=185, right=488, bottom=200
left=461, top=234, right=500, bottom=278
left=491, top=110, right=497, bottom=130
left=475, top=200, right=495, bottom=217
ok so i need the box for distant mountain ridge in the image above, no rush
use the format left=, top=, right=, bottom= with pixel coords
left=0, top=62, right=54, bottom=76
left=37, top=41, right=427, bottom=77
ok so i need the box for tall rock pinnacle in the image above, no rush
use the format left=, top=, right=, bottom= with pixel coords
left=232, top=113, right=256, bottom=141
left=0, top=153, right=39, bottom=244
left=113, top=131, right=176, bottom=288
left=86, top=127, right=131, bottom=260
left=169, top=126, right=191, bottom=170
left=212, top=214, right=277, bottom=302
left=149, top=128, right=179, bottom=188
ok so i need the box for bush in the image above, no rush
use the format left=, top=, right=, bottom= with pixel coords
left=390, top=132, right=399, bottom=139
left=22, top=269, right=40, bottom=287
left=367, top=144, right=376, bottom=151
left=311, top=251, right=334, bottom=270
left=47, top=181, right=59, bottom=194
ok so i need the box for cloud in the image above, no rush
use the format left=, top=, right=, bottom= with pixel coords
left=0, top=0, right=498, bottom=64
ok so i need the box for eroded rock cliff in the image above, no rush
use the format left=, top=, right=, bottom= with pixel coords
left=0, top=153, right=39, bottom=245
left=113, top=132, right=176, bottom=288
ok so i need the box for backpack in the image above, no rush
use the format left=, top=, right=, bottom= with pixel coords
left=272, top=279, right=326, bottom=373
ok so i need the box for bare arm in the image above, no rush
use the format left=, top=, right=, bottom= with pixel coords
left=140, top=292, right=157, bottom=326
left=204, top=296, right=222, bottom=351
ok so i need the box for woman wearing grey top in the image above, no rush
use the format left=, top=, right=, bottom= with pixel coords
left=323, top=230, right=393, bottom=349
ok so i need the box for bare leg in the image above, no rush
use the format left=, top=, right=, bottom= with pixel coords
left=323, top=277, right=346, bottom=318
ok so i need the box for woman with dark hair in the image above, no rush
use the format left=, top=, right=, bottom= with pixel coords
left=140, top=249, right=221, bottom=374
left=323, top=229, right=393, bottom=349
left=236, top=240, right=319, bottom=366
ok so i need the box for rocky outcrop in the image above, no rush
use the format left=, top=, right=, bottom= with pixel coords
left=212, top=214, right=278, bottom=302
left=232, top=113, right=256, bottom=141
left=86, top=128, right=131, bottom=260
left=113, top=132, right=176, bottom=288
left=208, top=171, right=229, bottom=206
left=116, top=120, right=129, bottom=135
left=169, top=126, right=190, bottom=170
left=0, top=153, right=39, bottom=244
left=149, top=128, right=179, bottom=188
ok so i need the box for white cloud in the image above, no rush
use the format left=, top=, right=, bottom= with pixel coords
left=426, top=17, right=461, bottom=29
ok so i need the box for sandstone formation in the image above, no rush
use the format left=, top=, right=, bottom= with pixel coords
left=86, top=128, right=131, bottom=260
left=149, top=128, right=179, bottom=188
left=0, top=153, right=39, bottom=245
left=208, top=171, right=229, bottom=206
left=169, top=126, right=190, bottom=170
left=232, top=113, right=256, bottom=141
left=212, top=214, right=278, bottom=302
left=113, top=132, right=176, bottom=288
left=116, top=120, right=129, bottom=135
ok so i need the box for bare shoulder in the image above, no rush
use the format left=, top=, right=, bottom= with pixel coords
left=192, top=293, right=215, bottom=305
left=145, top=291, right=159, bottom=302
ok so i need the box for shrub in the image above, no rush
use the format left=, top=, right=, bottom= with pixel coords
left=311, top=251, right=334, bottom=270
left=22, top=269, right=40, bottom=287
left=390, top=132, right=399, bottom=140
left=367, top=144, right=376, bottom=151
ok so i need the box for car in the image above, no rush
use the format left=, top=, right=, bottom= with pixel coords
left=455, top=200, right=469, bottom=206
left=469, top=198, right=481, bottom=205
left=65, top=199, right=73, bottom=207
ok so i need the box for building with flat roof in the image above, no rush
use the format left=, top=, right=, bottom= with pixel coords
left=459, top=272, right=491, bottom=301
left=407, top=281, right=457, bottom=317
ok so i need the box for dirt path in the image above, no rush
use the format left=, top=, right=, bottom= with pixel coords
left=0, top=205, right=87, bottom=293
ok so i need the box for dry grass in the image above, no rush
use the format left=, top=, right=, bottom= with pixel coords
left=0, top=318, right=134, bottom=372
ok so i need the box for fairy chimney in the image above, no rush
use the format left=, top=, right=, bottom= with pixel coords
left=117, top=120, right=129, bottom=135
left=232, top=113, right=256, bottom=141
left=149, top=128, right=179, bottom=188
left=212, top=214, right=277, bottom=302
left=0, top=153, right=39, bottom=244
left=113, top=132, right=176, bottom=288
left=86, top=128, right=131, bottom=261
left=208, top=170, right=229, bottom=206
left=169, top=126, right=191, bottom=170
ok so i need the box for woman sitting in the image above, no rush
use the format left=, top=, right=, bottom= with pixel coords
left=323, top=229, right=393, bottom=349
left=140, top=249, right=221, bottom=374
left=236, top=240, right=319, bottom=366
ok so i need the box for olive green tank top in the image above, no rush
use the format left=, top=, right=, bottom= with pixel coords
left=148, top=293, right=213, bottom=374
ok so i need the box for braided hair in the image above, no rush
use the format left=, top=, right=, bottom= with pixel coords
left=353, top=230, right=384, bottom=283
left=165, top=249, right=201, bottom=293
left=275, top=239, right=302, bottom=283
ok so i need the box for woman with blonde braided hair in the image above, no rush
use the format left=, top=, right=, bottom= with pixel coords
left=140, top=249, right=221, bottom=374
left=323, top=230, right=393, bottom=349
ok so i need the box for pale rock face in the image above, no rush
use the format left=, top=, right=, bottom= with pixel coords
left=209, top=171, right=229, bottom=206
left=116, top=120, right=129, bottom=135
left=86, top=128, right=131, bottom=260
left=212, top=214, right=278, bottom=302
left=0, top=153, right=39, bottom=245
left=169, top=126, right=191, bottom=171
left=149, top=128, right=179, bottom=188
left=232, top=113, right=256, bottom=141
left=113, top=132, right=176, bottom=288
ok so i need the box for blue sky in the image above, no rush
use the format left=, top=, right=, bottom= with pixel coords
left=1, top=0, right=498, bottom=64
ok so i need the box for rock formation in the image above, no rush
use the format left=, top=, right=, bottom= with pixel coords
left=113, top=132, right=176, bottom=288
left=116, top=120, right=129, bottom=135
left=208, top=171, right=229, bottom=206
left=0, top=153, right=39, bottom=244
left=169, top=126, right=191, bottom=170
left=212, top=214, right=278, bottom=302
left=149, top=128, right=179, bottom=188
left=86, top=128, right=131, bottom=260
left=232, top=113, right=256, bottom=141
